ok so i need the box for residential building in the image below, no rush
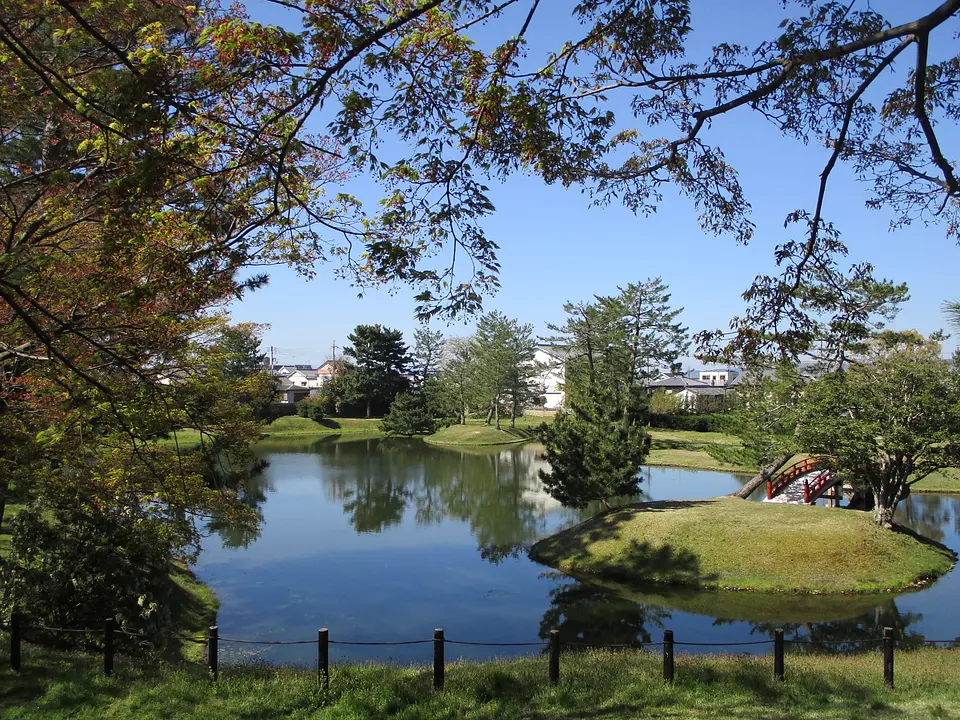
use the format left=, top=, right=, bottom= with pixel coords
left=698, top=368, right=740, bottom=386
left=533, top=345, right=572, bottom=410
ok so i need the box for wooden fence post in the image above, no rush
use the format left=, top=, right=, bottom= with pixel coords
left=103, top=617, right=115, bottom=677
left=663, top=630, right=674, bottom=684
left=207, top=626, right=219, bottom=681
left=774, top=629, right=784, bottom=681
left=433, top=628, right=444, bottom=691
left=10, top=611, right=21, bottom=672
left=318, top=628, right=329, bottom=688
left=549, top=630, right=560, bottom=685
left=883, top=627, right=894, bottom=689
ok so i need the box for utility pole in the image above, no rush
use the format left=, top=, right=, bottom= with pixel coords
left=331, top=341, right=338, bottom=365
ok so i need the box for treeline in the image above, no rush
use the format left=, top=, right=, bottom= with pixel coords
left=300, top=311, right=544, bottom=434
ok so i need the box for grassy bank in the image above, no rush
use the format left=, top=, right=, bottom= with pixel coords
left=167, top=563, right=219, bottom=663
left=2, top=641, right=959, bottom=720
left=423, top=423, right=535, bottom=446
left=646, top=429, right=754, bottom=473
left=913, top=469, right=960, bottom=493
left=530, top=497, right=956, bottom=593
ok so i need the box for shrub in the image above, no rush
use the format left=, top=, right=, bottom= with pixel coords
left=380, top=393, right=437, bottom=436
left=648, top=413, right=730, bottom=432
left=0, top=506, right=177, bottom=653
left=295, top=398, right=325, bottom=422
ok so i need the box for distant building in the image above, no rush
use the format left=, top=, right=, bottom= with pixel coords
left=698, top=368, right=740, bottom=386
left=533, top=345, right=571, bottom=410
left=269, top=363, right=324, bottom=402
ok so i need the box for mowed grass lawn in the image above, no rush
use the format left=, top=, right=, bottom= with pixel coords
left=646, top=428, right=754, bottom=473
left=530, top=497, right=956, bottom=593
left=913, top=468, right=960, bottom=493
left=2, top=639, right=959, bottom=720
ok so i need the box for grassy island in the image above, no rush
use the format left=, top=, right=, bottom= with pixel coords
left=530, top=497, right=956, bottom=594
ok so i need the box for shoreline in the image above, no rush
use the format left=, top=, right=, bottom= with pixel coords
left=2, top=641, right=959, bottom=719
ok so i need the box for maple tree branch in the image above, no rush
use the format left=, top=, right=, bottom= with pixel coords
left=914, top=31, right=960, bottom=195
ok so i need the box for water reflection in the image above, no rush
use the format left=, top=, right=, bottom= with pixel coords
left=538, top=575, right=670, bottom=648
left=241, top=436, right=553, bottom=549
left=198, top=437, right=959, bottom=659
left=535, top=575, right=949, bottom=651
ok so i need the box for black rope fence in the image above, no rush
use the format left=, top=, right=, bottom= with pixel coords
left=4, top=610, right=957, bottom=690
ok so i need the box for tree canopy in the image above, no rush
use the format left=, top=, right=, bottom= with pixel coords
left=797, top=332, right=960, bottom=525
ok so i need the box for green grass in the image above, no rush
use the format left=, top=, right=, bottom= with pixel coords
left=0, top=501, right=24, bottom=556
left=424, top=423, right=535, bottom=446
left=646, top=429, right=754, bottom=473
left=647, top=429, right=742, bottom=447
left=167, top=563, right=219, bottom=663
left=645, top=448, right=754, bottom=473
left=2, top=643, right=959, bottom=719
left=530, top=496, right=956, bottom=593
left=913, top=469, right=960, bottom=493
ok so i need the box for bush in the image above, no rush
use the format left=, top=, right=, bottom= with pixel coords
left=295, top=398, right=325, bottom=422
left=0, top=506, right=177, bottom=654
left=380, top=393, right=438, bottom=436
left=648, top=413, right=730, bottom=432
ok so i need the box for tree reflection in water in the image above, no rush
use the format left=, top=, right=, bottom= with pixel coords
left=205, top=437, right=958, bottom=652
left=538, top=575, right=670, bottom=648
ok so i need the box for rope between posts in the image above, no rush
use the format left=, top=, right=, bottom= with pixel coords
left=445, top=639, right=547, bottom=647
left=329, top=639, right=433, bottom=646
left=675, top=640, right=774, bottom=647
left=219, top=638, right=317, bottom=645
left=785, top=638, right=884, bottom=646
left=35, top=625, right=97, bottom=634
left=566, top=641, right=664, bottom=648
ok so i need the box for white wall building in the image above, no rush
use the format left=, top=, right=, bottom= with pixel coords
left=533, top=345, right=570, bottom=410
left=698, top=369, right=740, bottom=386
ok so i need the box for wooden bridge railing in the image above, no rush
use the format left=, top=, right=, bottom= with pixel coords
left=767, top=456, right=834, bottom=500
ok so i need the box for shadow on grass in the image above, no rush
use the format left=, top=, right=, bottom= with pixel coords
left=529, top=501, right=717, bottom=587
left=891, top=522, right=958, bottom=563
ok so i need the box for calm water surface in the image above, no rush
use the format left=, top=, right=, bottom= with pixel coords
left=194, top=437, right=960, bottom=664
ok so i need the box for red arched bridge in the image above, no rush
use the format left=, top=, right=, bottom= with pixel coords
left=765, top=456, right=841, bottom=504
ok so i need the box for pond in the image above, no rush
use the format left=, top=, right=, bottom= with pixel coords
left=194, top=437, right=960, bottom=664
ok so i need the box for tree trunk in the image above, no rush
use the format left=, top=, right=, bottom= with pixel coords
left=366, top=398, right=372, bottom=419
left=873, top=482, right=906, bottom=526
left=485, top=404, right=493, bottom=425
left=730, top=453, right=793, bottom=499
left=874, top=497, right=895, bottom=526
left=495, top=399, right=500, bottom=430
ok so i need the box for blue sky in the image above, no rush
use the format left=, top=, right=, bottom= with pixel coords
left=231, top=1, right=960, bottom=367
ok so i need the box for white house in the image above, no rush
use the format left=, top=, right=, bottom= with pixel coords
left=698, top=368, right=740, bottom=386
left=533, top=345, right=571, bottom=410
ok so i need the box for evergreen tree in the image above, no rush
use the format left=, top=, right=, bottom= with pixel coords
left=471, top=312, right=540, bottom=430
left=213, top=324, right=268, bottom=381
left=380, top=393, right=438, bottom=437
left=410, top=328, right=445, bottom=392
left=538, top=384, right=651, bottom=509
left=548, top=278, right=688, bottom=416
left=436, top=337, right=477, bottom=424
left=343, top=325, right=411, bottom=418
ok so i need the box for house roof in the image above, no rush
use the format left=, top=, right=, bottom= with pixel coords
left=535, top=344, right=574, bottom=361
left=317, top=360, right=343, bottom=374
left=645, top=375, right=710, bottom=389
left=681, top=386, right=729, bottom=396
